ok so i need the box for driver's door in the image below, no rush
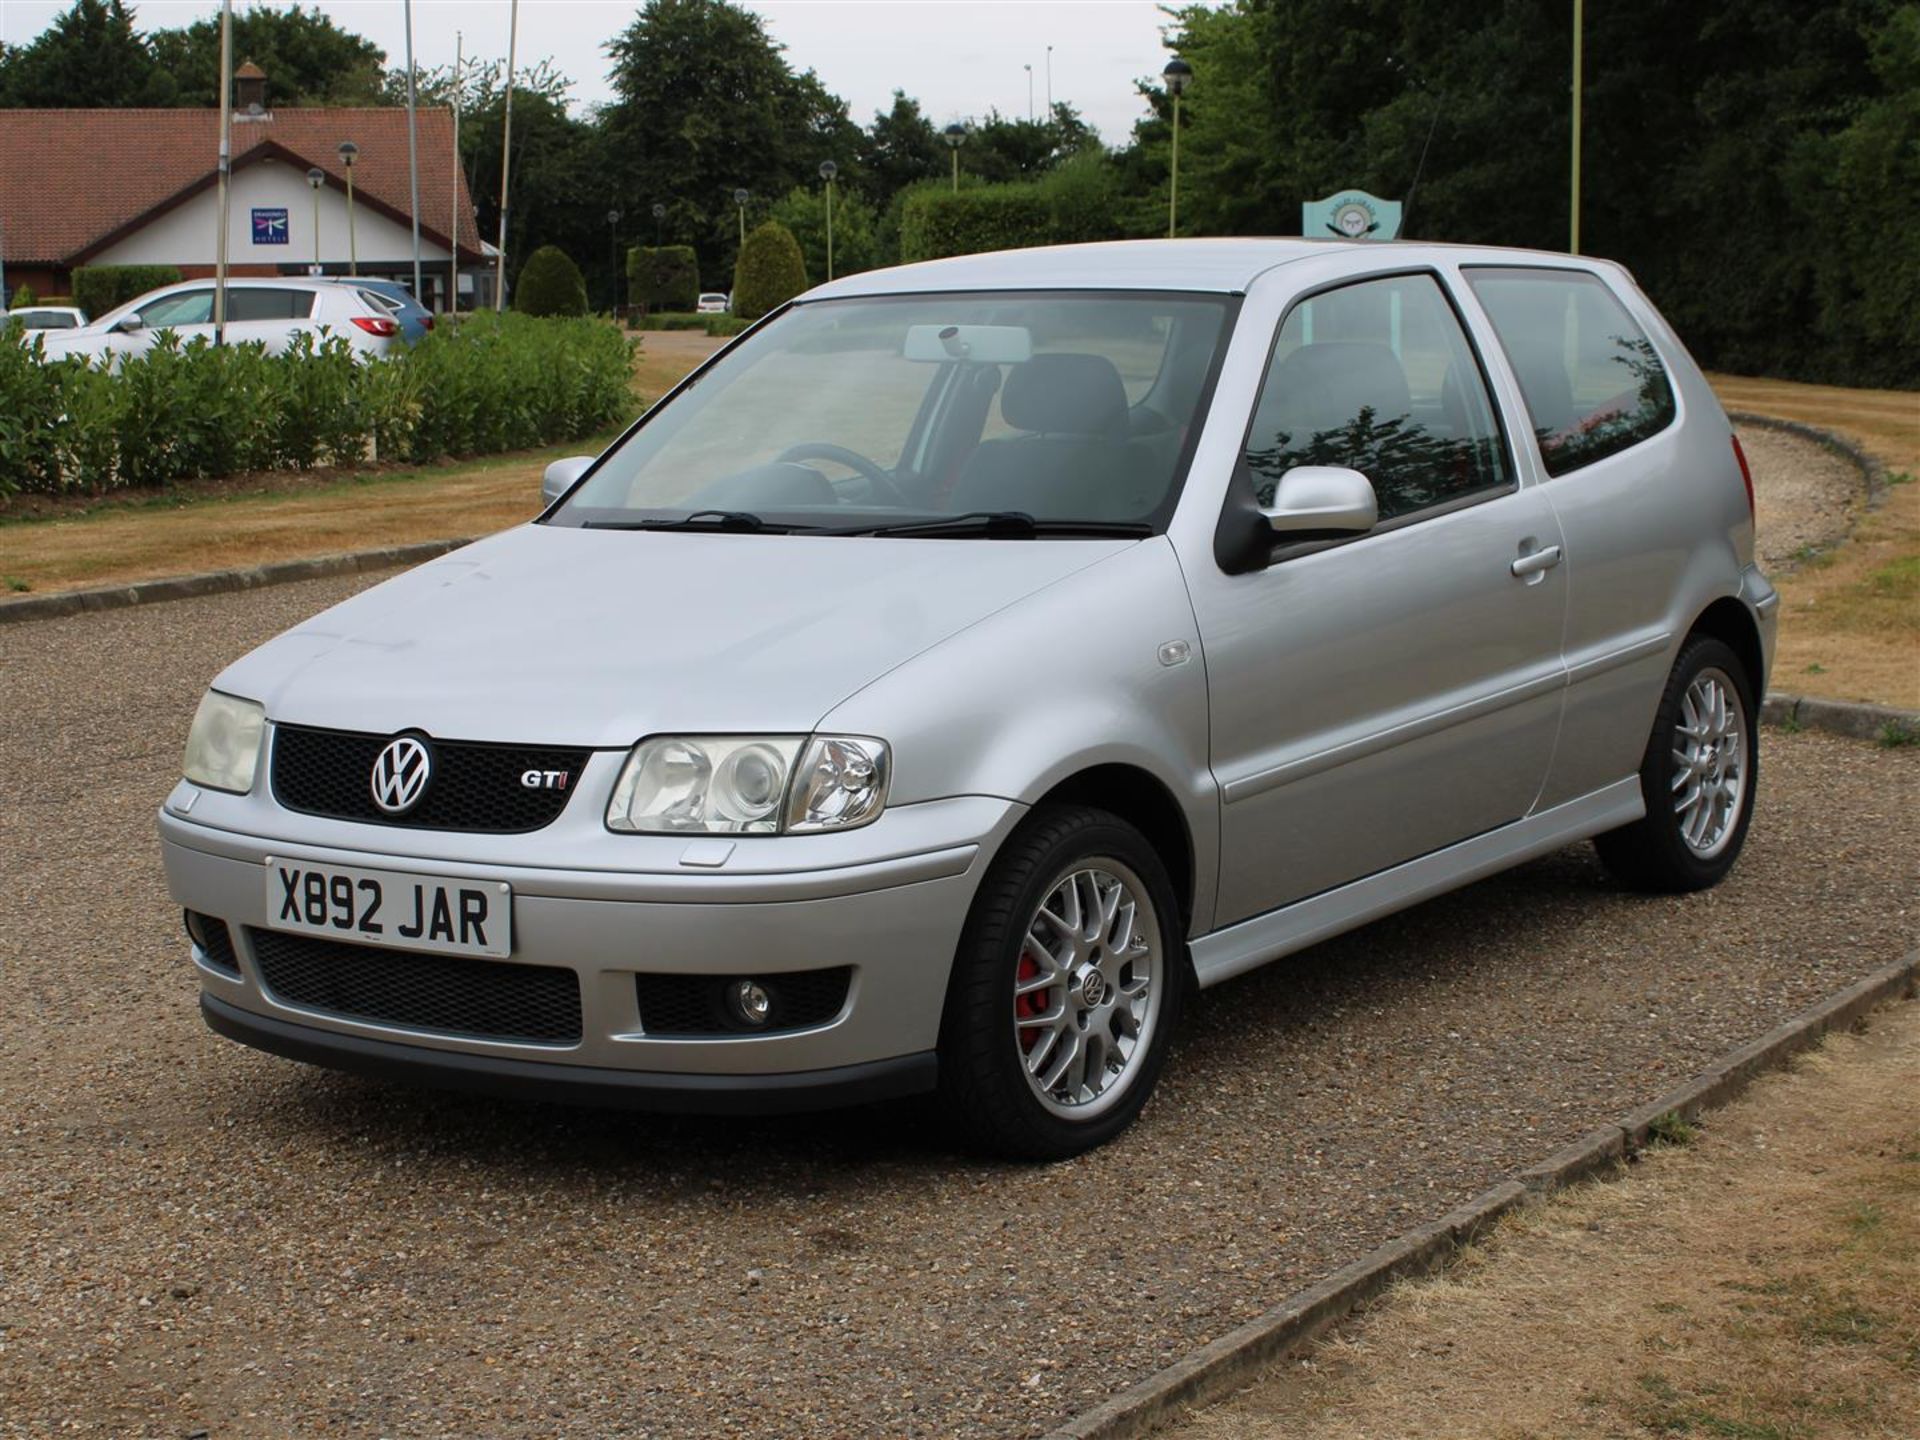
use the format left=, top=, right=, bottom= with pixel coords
left=1186, top=271, right=1569, bottom=926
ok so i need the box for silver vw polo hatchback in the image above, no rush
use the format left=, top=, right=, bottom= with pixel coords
left=161, top=240, right=1777, bottom=1159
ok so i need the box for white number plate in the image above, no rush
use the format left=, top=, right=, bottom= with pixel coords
left=264, top=860, right=511, bottom=959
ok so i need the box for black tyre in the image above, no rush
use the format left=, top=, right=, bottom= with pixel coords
left=936, top=805, right=1185, bottom=1161
left=1594, top=634, right=1758, bottom=893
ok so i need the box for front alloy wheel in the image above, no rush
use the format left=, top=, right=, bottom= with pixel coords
left=938, top=806, right=1184, bottom=1160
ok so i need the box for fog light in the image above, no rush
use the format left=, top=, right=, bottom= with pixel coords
left=726, top=979, right=774, bottom=1028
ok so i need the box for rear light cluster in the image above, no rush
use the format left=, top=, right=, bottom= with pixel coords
left=1730, top=433, right=1755, bottom=519
left=351, top=315, right=400, bottom=337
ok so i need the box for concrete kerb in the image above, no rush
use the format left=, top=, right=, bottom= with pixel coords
left=1727, top=409, right=1890, bottom=508
left=1044, top=950, right=1920, bottom=1440
left=1761, top=692, right=1919, bottom=743
left=0, top=538, right=477, bottom=627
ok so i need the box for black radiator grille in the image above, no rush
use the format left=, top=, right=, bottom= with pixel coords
left=249, top=928, right=582, bottom=1044
left=271, top=724, right=591, bottom=832
left=635, top=967, right=853, bottom=1036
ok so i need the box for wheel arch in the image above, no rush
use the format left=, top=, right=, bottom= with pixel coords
left=1028, top=763, right=1198, bottom=942
left=1686, top=595, right=1767, bottom=698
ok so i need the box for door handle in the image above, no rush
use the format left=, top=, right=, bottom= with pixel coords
left=1510, top=544, right=1563, bottom=578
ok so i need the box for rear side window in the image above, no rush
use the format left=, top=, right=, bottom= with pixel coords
left=227, top=288, right=316, bottom=322
left=1244, top=272, right=1512, bottom=523
left=1466, top=268, right=1676, bottom=477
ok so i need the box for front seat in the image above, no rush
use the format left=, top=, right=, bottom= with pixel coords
left=951, top=353, right=1153, bottom=521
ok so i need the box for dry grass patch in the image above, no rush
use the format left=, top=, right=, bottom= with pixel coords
left=1710, top=374, right=1919, bottom=709
left=1172, top=998, right=1920, bottom=1440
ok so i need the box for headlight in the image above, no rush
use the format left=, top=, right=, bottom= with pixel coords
left=182, top=690, right=266, bottom=794
left=607, top=734, right=889, bottom=835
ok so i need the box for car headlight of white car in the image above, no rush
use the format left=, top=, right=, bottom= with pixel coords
left=182, top=690, right=267, bottom=794
left=607, top=734, right=890, bottom=835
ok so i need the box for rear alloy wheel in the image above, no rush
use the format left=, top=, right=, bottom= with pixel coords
left=937, top=806, right=1184, bottom=1160
left=1595, top=634, right=1758, bottom=892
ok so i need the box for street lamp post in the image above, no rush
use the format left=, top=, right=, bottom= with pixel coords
left=1024, top=64, right=1033, bottom=122
left=1162, top=57, right=1192, bottom=239
left=337, top=140, right=359, bottom=276
left=819, top=161, right=837, bottom=281
left=606, top=208, right=622, bottom=311
left=944, top=123, right=966, bottom=192
left=1570, top=0, right=1584, bottom=254
left=305, top=167, right=326, bottom=271
left=1046, top=45, right=1054, bottom=113
left=651, top=202, right=666, bottom=247
left=733, top=188, right=749, bottom=249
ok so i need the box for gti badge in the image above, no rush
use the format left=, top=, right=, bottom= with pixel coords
left=370, top=736, right=433, bottom=815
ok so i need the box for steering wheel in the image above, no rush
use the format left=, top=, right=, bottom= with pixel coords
left=775, top=442, right=909, bottom=507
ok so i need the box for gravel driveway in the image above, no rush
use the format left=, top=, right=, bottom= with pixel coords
left=2, top=565, right=1914, bottom=1439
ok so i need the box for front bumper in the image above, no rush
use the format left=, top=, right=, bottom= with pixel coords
left=159, top=790, right=1022, bottom=1110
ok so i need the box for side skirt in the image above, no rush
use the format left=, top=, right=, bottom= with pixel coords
left=1191, top=777, right=1644, bottom=989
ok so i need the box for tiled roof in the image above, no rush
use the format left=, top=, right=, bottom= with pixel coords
left=0, top=107, right=483, bottom=263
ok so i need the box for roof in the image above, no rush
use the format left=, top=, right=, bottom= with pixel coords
left=0, top=107, right=483, bottom=264
left=810, top=238, right=1358, bottom=300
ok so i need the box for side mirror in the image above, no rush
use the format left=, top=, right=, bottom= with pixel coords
left=1261, top=465, right=1378, bottom=537
left=115, top=314, right=145, bottom=333
left=541, top=455, right=595, bottom=505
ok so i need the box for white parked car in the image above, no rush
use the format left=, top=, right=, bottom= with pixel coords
left=7, top=305, right=88, bottom=331
left=696, top=292, right=731, bottom=315
left=34, top=278, right=402, bottom=365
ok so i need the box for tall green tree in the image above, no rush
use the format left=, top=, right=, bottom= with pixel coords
left=0, top=0, right=174, bottom=107
left=147, top=4, right=388, bottom=107
left=860, top=91, right=946, bottom=200
left=770, top=183, right=879, bottom=280
left=599, top=0, right=857, bottom=279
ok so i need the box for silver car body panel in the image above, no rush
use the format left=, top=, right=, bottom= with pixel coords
left=161, top=238, right=1777, bottom=1101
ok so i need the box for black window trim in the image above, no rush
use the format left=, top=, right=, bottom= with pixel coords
left=1458, top=262, right=1681, bottom=481
left=1214, top=265, right=1521, bottom=576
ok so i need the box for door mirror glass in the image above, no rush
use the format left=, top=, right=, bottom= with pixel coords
left=542, top=455, right=595, bottom=505
left=1261, top=465, right=1378, bottom=536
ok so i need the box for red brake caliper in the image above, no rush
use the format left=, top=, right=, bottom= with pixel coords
left=1015, top=954, right=1046, bottom=1050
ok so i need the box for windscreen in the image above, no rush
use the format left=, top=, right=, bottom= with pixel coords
left=551, top=292, right=1231, bottom=533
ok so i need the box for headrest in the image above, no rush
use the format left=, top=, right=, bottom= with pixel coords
left=1266, top=342, right=1412, bottom=435
left=1001, top=352, right=1129, bottom=436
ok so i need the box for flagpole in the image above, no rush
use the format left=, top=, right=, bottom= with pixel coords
left=214, top=0, right=233, bottom=346
left=496, top=0, right=518, bottom=311
left=1570, top=0, right=1583, bottom=254
left=403, top=0, right=424, bottom=300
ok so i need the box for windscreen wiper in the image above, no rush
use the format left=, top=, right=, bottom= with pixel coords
left=819, top=511, right=1155, bottom=539
left=580, top=510, right=792, bottom=533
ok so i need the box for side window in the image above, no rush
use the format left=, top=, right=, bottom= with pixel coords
left=138, top=289, right=215, bottom=327
left=1244, top=273, right=1512, bottom=524
left=1465, top=268, right=1676, bottom=477
left=227, top=288, right=315, bottom=322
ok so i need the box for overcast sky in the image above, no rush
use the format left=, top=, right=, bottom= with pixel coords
left=0, top=1, right=1187, bottom=142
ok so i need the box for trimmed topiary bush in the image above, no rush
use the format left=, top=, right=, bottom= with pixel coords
left=899, top=185, right=1053, bottom=263
left=70, top=265, right=182, bottom=319
left=10, top=284, right=35, bottom=308
left=732, top=221, right=808, bottom=321
left=626, top=245, right=700, bottom=313
left=513, top=245, right=589, bottom=318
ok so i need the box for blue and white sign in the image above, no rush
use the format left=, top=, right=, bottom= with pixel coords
left=1302, top=190, right=1403, bottom=241
left=251, top=208, right=290, bottom=246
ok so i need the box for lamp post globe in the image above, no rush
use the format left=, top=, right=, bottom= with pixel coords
left=944, top=122, right=967, bottom=192
left=651, top=201, right=666, bottom=246
left=1162, top=57, right=1193, bottom=239
left=336, top=141, right=360, bottom=275
left=606, top=208, right=622, bottom=311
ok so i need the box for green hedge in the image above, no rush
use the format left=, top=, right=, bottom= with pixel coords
left=899, top=186, right=1052, bottom=263
left=0, top=312, right=636, bottom=497
left=732, top=221, right=807, bottom=321
left=70, top=265, right=183, bottom=320
left=627, top=246, right=700, bottom=312
left=513, top=246, right=589, bottom=318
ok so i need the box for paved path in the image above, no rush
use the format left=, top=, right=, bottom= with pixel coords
left=1, top=574, right=1914, bottom=1438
